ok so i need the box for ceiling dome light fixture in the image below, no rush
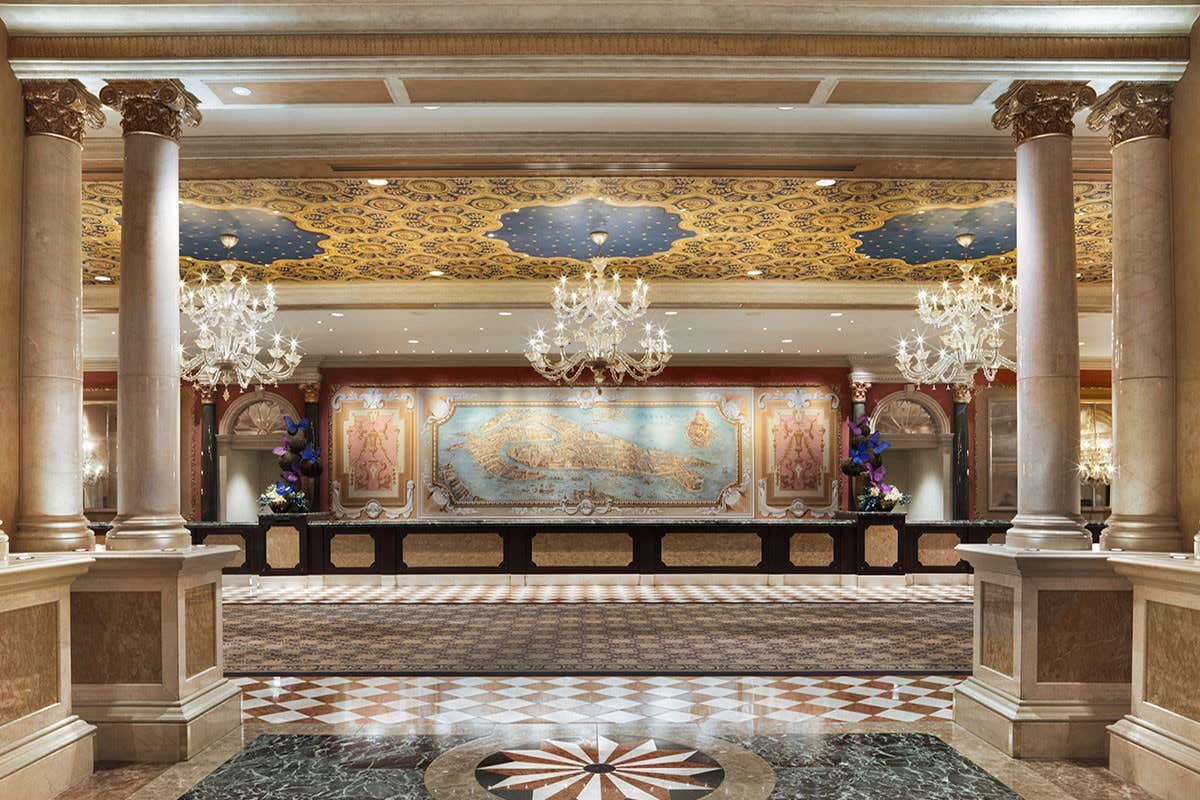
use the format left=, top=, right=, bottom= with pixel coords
left=179, top=232, right=303, bottom=400
left=895, top=232, right=1017, bottom=386
left=525, top=230, right=671, bottom=386
left=230, top=86, right=253, bottom=96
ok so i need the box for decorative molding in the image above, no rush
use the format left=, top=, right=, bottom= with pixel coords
left=330, top=386, right=415, bottom=411
left=330, top=478, right=415, bottom=520
left=198, top=385, right=216, bottom=404
left=757, top=386, right=840, bottom=411
left=757, top=477, right=841, bottom=519
left=952, top=383, right=974, bottom=405
left=298, top=382, right=321, bottom=404
left=78, top=131, right=1118, bottom=165
left=99, top=79, right=201, bottom=141
left=217, top=390, right=300, bottom=438
left=992, top=81, right=1098, bottom=144
left=21, top=79, right=103, bottom=144
left=1087, top=81, right=1173, bottom=146
left=850, top=380, right=872, bottom=404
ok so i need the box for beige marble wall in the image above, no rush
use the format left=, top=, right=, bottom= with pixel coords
left=0, top=602, right=58, bottom=726
left=981, top=581, right=1015, bottom=676
left=329, top=534, right=376, bottom=569
left=404, top=533, right=503, bottom=567
left=864, top=525, right=898, bottom=568
left=918, top=533, right=962, bottom=567
left=790, top=533, right=835, bottom=567
left=661, top=533, right=760, bottom=567
left=185, top=584, right=216, bottom=678
left=0, top=26, right=22, bottom=532
left=1175, top=21, right=1200, bottom=540
left=265, top=526, right=301, bottom=570
left=1144, top=600, right=1200, bottom=721
left=531, top=533, right=632, bottom=567
left=1035, top=590, right=1132, bottom=683
left=202, top=534, right=246, bottom=568
left=71, top=591, right=162, bottom=684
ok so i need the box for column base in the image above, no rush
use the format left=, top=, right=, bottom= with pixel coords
left=11, top=514, right=94, bottom=553
left=1006, top=512, right=1092, bottom=551
left=0, top=717, right=95, bottom=800
left=1101, top=515, right=1183, bottom=553
left=955, top=677, right=1126, bottom=759
left=105, top=513, right=191, bottom=550
left=77, top=679, right=242, bottom=763
left=1109, top=716, right=1200, bottom=800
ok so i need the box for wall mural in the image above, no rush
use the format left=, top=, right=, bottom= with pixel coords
left=328, top=386, right=417, bottom=520
left=326, top=385, right=839, bottom=520
left=80, top=176, right=1113, bottom=285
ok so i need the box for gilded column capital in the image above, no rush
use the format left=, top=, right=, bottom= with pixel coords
left=952, top=383, right=973, bottom=405
left=21, top=79, right=104, bottom=145
left=1086, top=81, right=1173, bottom=147
left=850, top=380, right=871, bottom=404
left=991, top=81, right=1097, bottom=144
left=99, top=79, right=201, bottom=142
left=198, top=386, right=216, bottom=404
left=299, top=382, right=322, bottom=404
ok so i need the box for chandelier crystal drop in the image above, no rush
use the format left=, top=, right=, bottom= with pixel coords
left=80, top=418, right=106, bottom=487
left=180, top=233, right=302, bottom=401
left=525, top=230, right=672, bottom=385
left=895, top=233, right=1017, bottom=386
left=1078, top=406, right=1115, bottom=485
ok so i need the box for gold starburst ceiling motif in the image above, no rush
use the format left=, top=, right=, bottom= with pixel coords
left=80, top=176, right=1112, bottom=284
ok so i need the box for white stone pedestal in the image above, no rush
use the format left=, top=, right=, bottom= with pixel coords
left=953, top=544, right=1133, bottom=759
left=0, top=554, right=96, bottom=799
left=1106, top=555, right=1200, bottom=800
left=69, top=545, right=241, bottom=762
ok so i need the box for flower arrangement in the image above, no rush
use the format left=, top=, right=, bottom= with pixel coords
left=258, top=416, right=322, bottom=514
left=840, top=414, right=911, bottom=513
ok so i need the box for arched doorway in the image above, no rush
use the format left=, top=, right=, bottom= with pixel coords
left=870, top=387, right=952, bottom=520
left=217, top=391, right=301, bottom=521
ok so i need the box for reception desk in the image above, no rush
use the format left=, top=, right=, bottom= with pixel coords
left=1106, top=555, right=1200, bottom=800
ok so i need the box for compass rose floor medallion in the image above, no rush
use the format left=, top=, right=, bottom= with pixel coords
left=425, top=728, right=775, bottom=800
left=475, top=735, right=723, bottom=799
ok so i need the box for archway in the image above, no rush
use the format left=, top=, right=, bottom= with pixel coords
left=870, top=387, right=953, bottom=520
left=217, top=390, right=301, bottom=521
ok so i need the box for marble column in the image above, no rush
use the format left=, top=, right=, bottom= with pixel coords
left=13, top=81, right=104, bottom=552
left=100, top=80, right=201, bottom=551
left=1087, top=84, right=1180, bottom=553
left=952, top=383, right=971, bottom=520
left=299, top=381, right=321, bottom=510
left=199, top=387, right=218, bottom=521
left=992, top=81, right=1095, bottom=551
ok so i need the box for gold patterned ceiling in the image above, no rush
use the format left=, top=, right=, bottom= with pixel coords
left=81, top=176, right=1113, bottom=284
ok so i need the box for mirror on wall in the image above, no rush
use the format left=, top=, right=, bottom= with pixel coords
left=82, top=400, right=118, bottom=515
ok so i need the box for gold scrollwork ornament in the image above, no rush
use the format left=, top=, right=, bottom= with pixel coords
left=99, top=79, right=202, bottom=142
left=1086, top=82, right=1173, bottom=147
left=21, top=79, right=104, bottom=144
left=992, top=81, right=1097, bottom=144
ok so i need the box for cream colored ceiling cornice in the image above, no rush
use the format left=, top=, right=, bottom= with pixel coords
left=295, top=352, right=854, bottom=370
left=78, top=131, right=1116, bottom=164
left=83, top=280, right=1115, bottom=314
left=2, top=3, right=1196, bottom=37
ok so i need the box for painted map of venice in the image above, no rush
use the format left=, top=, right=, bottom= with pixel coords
left=432, top=399, right=741, bottom=509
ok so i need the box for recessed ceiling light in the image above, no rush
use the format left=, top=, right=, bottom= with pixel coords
left=836, top=327, right=843, bottom=332
left=497, top=311, right=512, bottom=316
left=428, top=269, right=445, bottom=277
left=230, top=86, right=252, bottom=96
left=746, top=269, right=763, bottom=276
left=777, top=105, right=795, bottom=110
left=1079, top=341, right=1086, bottom=346
left=815, top=178, right=837, bottom=187
left=367, top=178, right=389, bottom=187
left=422, top=105, right=441, bottom=110
left=330, top=312, right=344, bottom=317
left=94, top=275, right=112, bottom=282
left=664, top=311, right=678, bottom=316
left=408, top=339, right=420, bottom=344
left=829, top=312, right=843, bottom=317
left=781, top=338, right=793, bottom=344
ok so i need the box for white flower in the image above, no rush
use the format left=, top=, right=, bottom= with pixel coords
left=869, top=486, right=881, bottom=496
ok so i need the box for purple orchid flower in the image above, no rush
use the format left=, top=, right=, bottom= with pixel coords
left=848, top=415, right=870, bottom=437
left=272, top=434, right=289, bottom=457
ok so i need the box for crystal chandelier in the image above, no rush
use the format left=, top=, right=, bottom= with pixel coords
left=180, top=233, right=302, bottom=400
left=525, top=230, right=671, bottom=385
left=895, top=233, right=1016, bottom=385
left=1078, top=405, right=1115, bottom=485
left=81, top=418, right=105, bottom=487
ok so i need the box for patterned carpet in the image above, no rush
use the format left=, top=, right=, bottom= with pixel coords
left=223, top=602, right=972, bottom=675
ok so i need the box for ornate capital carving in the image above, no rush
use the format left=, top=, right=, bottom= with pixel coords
left=992, top=81, right=1097, bottom=144
left=952, top=383, right=973, bottom=405
left=198, top=386, right=216, bottom=404
left=1086, top=81, right=1173, bottom=147
left=299, top=382, right=322, bottom=404
left=99, top=79, right=201, bottom=142
left=850, top=380, right=871, bottom=404
left=21, top=79, right=104, bottom=144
